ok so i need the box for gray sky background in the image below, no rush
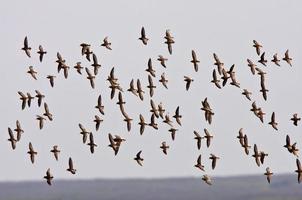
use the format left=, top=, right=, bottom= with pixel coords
left=0, top=0, right=301, bottom=181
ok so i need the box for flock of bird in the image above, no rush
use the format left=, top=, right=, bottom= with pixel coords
left=6, top=27, right=300, bottom=186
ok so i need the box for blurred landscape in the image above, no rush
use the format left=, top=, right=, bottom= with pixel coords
left=0, top=174, right=301, bottom=200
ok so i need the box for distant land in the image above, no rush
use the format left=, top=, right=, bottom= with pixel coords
left=0, top=174, right=301, bottom=200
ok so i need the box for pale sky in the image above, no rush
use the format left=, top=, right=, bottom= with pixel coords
left=0, top=0, right=301, bottom=181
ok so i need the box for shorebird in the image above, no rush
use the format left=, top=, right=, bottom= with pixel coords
left=127, top=79, right=138, bottom=96
left=83, top=46, right=93, bottom=61
left=94, top=115, right=103, bottom=131
left=43, top=102, right=53, bottom=121
left=158, top=55, right=167, bottom=68
left=56, top=52, right=66, bottom=72
left=85, top=68, right=95, bottom=89
left=26, top=92, right=34, bottom=107
left=27, top=142, right=37, bottom=164
left=74, top=62, right=83, bottom=74
left=268, top=112, right=278, bottom=130
left=260, top=86, right=268, bottom=101
left=79, top=123, right=90, bottom=144
left=211, top=69, right=221, bottom=89
left=258, top=52, right=267, bottom=66
left=194, top=155, right=205, bottom=171
left=202, top=175, right=212, bottom=185
left=247, top=59, right=257, bottom=75
left=138, top=114, right=147, bottom=135
left=194, top=131, right=203, bottom=150
left=159, top=73, right=168, bottom=89
left=61, top=63, right=70, bottom=79
left=242, top=134, right=251, bottom=155
left=164, top=29, right=174, bottom=55
left=8, top=127, right=17, bottom=150
left=253, top=40, right=262, bottom=55
left=50, top=145, right=60, bottom=161
left=256, top=108, right=265, bottom=123
left=95, top=94, right=105, bottom=115
left=137, top=79, right=144, bottom=101
left=252, top=144, right=261, bottom=167
left=204, top=128, right=213, bottom=148
left=213, top=53, right=224, bottom=75
left=27, top=66, right=37, bottom=80
left=163, top=114, right=173, bottom=127
left=160, top=142, right=169, bottom=155
left=146, top=58, right=156, bottom=77
left=264, top=167, right=273, bottom=184
left=260, top=151, right=268, bottom=164
left=158, top=102, right=166, bottom=119
left=35, top=90, right=45, bottom=107
left=91, top=53, right=101, bottom=75
left=36, top=115, right=46, bottom=129
left=80, top=43, right=90, bottom=56
left=44, top=168, right=53, bottom=186
left=150, top=99, right=159, bottom=118
left=242, top=89, right=252, bottom=101
left=237, top=128, right=245, bottom=146
left=134, top=151, right=144, bottom=166
left=191, top=50, right=200, bottom=72
left=173, top=106, right=182, bottom=126
left=284, top=135, right=292, bottom=152
left=87, top=132, right=97, bottom=154
left=291, top=113, right=301, bottom=126
left=221, top=68, right=230, bottom=86
left=22, top=36, right=31, bottom=57
left=123, top=113, right=133, bottom=132
left=139, top=27, right=148, bottom=45
left=209, top=154, right=220, bottom=170
left=201, top=98, right=214, bottom=124
left=169, top=128, right=178, bottom=141
left=14, top=120, right=24, bottom=141
left=101, top=36, right=112, bottom=50
left=67, top=157, right=76, bottom=174
left=147, top=75, right=156, bottom=97
left=37, top=45, right=47, bottom=62
left=295, top=159, right=302, bottom=183
left=283, top=49, right=292, bottom=66
left=46, top=75, right=56, bottom=88
left=149, top=114, right=158, bottom=130
left=184, top=76, right=193, bottom=91
left=18, top=91, right=27, bottom=110
left=271, top=53, right=280, bottom=66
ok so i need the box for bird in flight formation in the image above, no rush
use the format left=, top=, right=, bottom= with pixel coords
left=7, top=30, right=299, bottom=186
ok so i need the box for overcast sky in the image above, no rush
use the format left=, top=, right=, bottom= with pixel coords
left=0, top=0, right=301, bottom=182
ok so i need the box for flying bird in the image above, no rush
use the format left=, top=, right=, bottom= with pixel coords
left=18, top=91, right=27, bottom=110
left=134, top=151, right=144, bottom=166
left=258, top=52, right=267, bottom=66
left=184, top=76, right=194, bottom=91
left=139, top=27, right=148, bottom=45
left=8, top=127, right=17, bottom=150
left=283, top=49, right=292, bottom=66
left=91, top=53, right=101, bottom=75
left=264, top=167, right=273, bottom=184
left=44, top=168, right=54, bottom=186
left=22, top=36, right=31, bottom=57
left=211, top=69, right=221, bottom=89
left=95, top=94, right=105, bottom=115
left=50, top=145, right=60, bottom=161
left=27, top=66, right=37, bottom=80
left=213, top=53, right=224, bottom=75
left=202, top=175, right=212, bottom=185
left=37, top=45, right=47, bottom=62
left=242, top=89, right=252, bottom=101
left=85, top=68, right=95, bottom=89
left=74, top=62, right=83, bottom=74
left=138, top=114, right=147, bottom=135
left=87, top=132, right=97, bottom=154
left=159, top=73, right=168, bottom=89
left=147, top=75, right=156, bottom=97
left=101, top=36, right=112, bottom=50
left=209, top=154, right=220, bottom=170
left=79, top=123, right=90, bottom=144
left=158, top=55, right=167, bottom=68
left=94, top=115, right=103, bottom=131
left=14, top=120, right=24, bottom=141
left=295, top=159, right=302, bottom=183
left=247, top=59, right=257, bottom=75
left=146, top=58, right=156, bottom=77
left=46, top=75, right=56, bottom=88
left=164, top=29, right=175, bottom=54
left=194, top=131, right=203, bottom=150
left=67, top=157, right=77, bottom=174
left=271, top=53, right=280, bottom=66
left=36, top=115, right=46, bottom=129
left=160, top=142, right=169, bottom=155
left=43, top=102, right=53, bottom=121
left=291, top=113, right=300, bottom=126
left=35, top=90, right=45, bottom=107
left=27, top=142, right=37, bottom=164
left=194, top=155, right=205, bottom=171
left=168, top=128, right=178, bottom=141
left=173, top=106, right=182, bottom=126
left=268, top=112, right=278, bottom=130
left=253, top=40, right=262, bottom=55
left=191, top=50, right=200, bottom=72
